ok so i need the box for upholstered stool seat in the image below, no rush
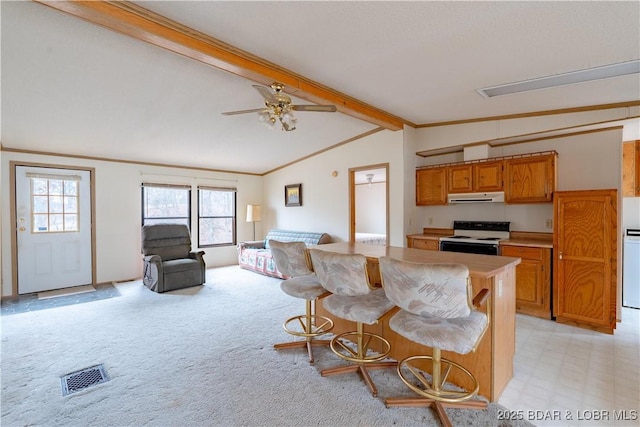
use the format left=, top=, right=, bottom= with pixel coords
left=389, top=310, right=488, bottom=355
left=280, top=275, right=327, bottom=300
left=310, top=249, right=397, bottom=397
left=379, top=256, right=490, bottom=427
left=270, top=240, right=334, bottom=364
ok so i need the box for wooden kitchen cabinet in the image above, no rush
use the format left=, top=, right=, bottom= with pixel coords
left=637, top=140, right=640, bottom=196
left=505, top=152, right=557, bottom=203
left=448, top=160, right=504, bottom=193
left=407, top=237, right=440, bottom=250
left=501, top=245, right=551, bottom=319
left=625, top=140, right=640, bottom=196
left=448, top=164, right=473, bottom=193
left=416, top=167, right=447, bottom=205
left=474, top=160, right=504, bottom=192
left=622, top=141, right=635, bottom=196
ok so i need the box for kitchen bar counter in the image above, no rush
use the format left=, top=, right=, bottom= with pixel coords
left=310, top=242, right=521, bottom=402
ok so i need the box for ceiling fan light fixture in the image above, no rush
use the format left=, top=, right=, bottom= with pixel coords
left=280, top=111, right=297, bottom=131
left=257, top=110, right=271, bottom=123
left=224, top=82, right=336, bottom=132
left=257, top=110, right=276, bottom=129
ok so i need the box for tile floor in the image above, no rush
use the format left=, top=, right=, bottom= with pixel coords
left=0, top=283, right=120, bottom=316
left=498, top=307, right=640, bottom=427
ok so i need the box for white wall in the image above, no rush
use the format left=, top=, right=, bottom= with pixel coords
left=263, top=129, right=406, bottom=246
left=1, top=151, right=263, bottom=296
left=355, top=182, right=386, bottom=234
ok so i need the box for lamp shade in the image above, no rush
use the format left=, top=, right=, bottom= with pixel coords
left=246, top=204, right=262, bottom=222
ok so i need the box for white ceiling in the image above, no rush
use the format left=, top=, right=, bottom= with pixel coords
left=2, top=1, right=639, bottom=175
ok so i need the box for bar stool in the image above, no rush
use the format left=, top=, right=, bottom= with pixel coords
left=309, top=249, right=397, bottom=397
left=269, top=240, right=334, bottom=364
left=378, top=256, right=490, bottom=427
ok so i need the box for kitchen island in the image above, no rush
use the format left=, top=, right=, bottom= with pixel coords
left=311, top=242, right=521, bottom=402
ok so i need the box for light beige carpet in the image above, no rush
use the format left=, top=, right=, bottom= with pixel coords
left=1, top=266, right=533, bottom=427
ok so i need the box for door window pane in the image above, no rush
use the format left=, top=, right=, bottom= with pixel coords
left=30, top=177, right=80, bottom=233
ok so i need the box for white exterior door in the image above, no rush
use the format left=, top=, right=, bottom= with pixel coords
left=16, top=166, right=93, bottom=294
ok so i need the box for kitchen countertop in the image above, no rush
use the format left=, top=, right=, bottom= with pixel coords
left=314, top=242, right=521, bottom=278
left=406, top=233, right=443, bottom=241
left=408, top=230, right=553, bottom=248
left=500, top=231, right=553, bottom=248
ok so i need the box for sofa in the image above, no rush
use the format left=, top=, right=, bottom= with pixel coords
left=237, top=229, right=331, bottom=279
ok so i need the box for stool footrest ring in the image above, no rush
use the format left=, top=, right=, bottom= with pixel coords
left=397, top=355, right=480, bottom=403
left=330, top=331, right=391, bottom=363
left=282, top=314, right=334, bottom=338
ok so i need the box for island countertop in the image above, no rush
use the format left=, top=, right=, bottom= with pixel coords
left=313, top=242, right=521, bottom=278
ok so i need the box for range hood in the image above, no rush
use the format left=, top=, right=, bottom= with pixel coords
left=448, top=191, right=505, bottom=204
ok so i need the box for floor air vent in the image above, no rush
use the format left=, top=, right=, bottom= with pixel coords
left=61, top=364, right=109, bottom=396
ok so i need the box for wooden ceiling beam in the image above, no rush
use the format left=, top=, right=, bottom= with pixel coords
left=34, top=0, right=408, bottom=130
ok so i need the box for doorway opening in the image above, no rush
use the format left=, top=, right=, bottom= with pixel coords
left=349, top=164, right=389, bottom=246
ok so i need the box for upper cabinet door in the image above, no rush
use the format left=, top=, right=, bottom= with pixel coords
left=448, top=161, right=504, bottom=193
left=416, top=167, right=447, bottom=205
left=474, top=160, right=504, bottom=192
left=448, top=164, right=473, bottom=193
left=505, top=153, right=557, bottom=203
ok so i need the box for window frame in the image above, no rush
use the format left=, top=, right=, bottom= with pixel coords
left=141, top=183, right=192, bottom=228
left=197, top=186, right=237, bottom=248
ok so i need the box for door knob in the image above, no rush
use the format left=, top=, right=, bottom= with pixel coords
left=558, top=252, right=563, bottom=260
left=19, top=227, right=26, bottom=232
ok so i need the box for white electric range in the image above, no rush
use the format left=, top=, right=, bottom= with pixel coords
left=439, top=221, right=511, bottom=256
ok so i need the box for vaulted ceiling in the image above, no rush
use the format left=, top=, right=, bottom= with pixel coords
left=2, top=1, right=639, bottom=174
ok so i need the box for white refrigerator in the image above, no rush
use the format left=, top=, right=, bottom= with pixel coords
left=623, top=229, right=640, bottom=309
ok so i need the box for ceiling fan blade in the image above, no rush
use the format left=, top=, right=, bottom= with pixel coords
left=252, top=85, right=277, bottom=102
left=221, top=108, right=265, bottom=116
left=292, top=104, right=337, bottom=112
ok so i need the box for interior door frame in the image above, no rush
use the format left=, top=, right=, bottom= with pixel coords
left=9, top=161, right=97, bottom=297
left=349, top=163, right=389, bottom=244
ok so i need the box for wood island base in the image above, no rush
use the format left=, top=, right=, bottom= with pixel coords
left=311, top=243, right=520, bottom=402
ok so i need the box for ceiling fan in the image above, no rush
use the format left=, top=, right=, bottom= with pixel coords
left=222, top=82, right=337, bottom=131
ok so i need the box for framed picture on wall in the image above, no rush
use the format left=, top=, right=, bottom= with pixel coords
left=285, top=183, right=302, bottom=207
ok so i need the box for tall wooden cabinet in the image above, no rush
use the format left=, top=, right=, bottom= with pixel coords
left=553, top=189, right=617, bottom=334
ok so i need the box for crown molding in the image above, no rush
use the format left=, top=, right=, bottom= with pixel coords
left=417, top=101, right=640, bottom=128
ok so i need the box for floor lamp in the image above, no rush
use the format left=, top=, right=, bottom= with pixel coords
left=246, top=204, right=262, bottom=241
